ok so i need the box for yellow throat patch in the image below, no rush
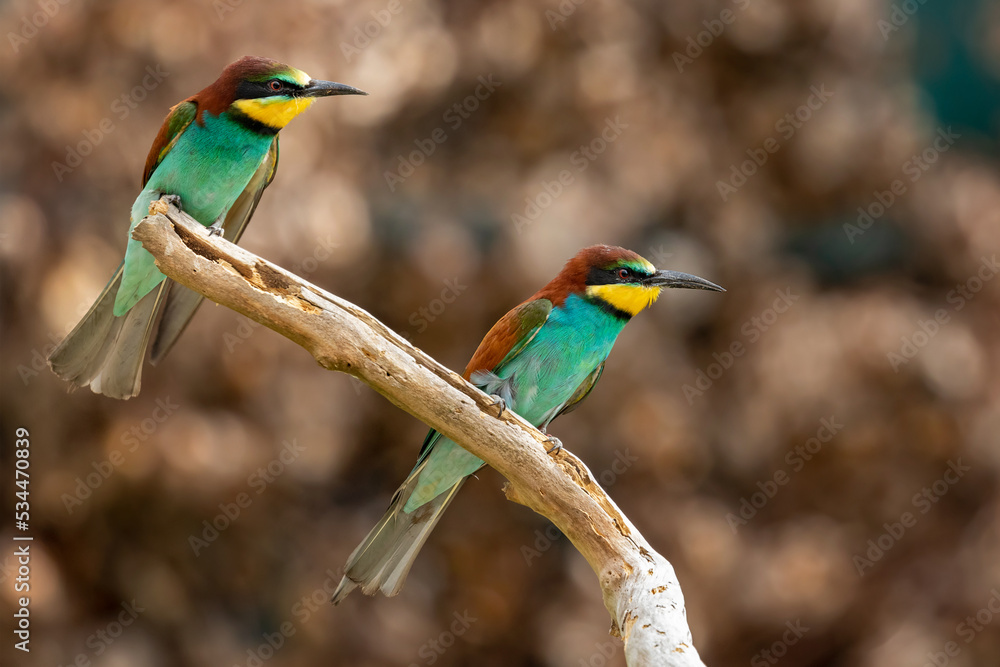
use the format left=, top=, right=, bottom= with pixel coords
left=586, top=283, right=662, bottom=317
left=231, top=67, right=315, bottom=130
left=232, top=96, right=315, bottom=131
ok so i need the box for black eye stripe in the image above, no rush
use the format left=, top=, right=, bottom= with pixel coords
left=234, top=79, right=303, bottom=100
left=585, top=266, right=650, bottom=285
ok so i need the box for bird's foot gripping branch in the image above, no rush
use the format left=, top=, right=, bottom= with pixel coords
left=131, top=198, right=707, bottom=667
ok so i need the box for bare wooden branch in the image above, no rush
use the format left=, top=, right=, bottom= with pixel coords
left=133, top=199, right=706, bottom=667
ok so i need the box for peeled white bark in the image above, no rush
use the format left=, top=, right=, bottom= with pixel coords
left=133, top=199, right=706, bottom=666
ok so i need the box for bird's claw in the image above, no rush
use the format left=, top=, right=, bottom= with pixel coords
left=487, top=394, right=506, bottom=418
left=161, top=194, right=183, bottom=211
left=208, top=220, right=225, bottom=237
left=543, top=435, right=563, bottom=455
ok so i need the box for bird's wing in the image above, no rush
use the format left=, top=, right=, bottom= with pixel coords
left=218, top=137, right=280, bottom=245
left=149, top=138, right=280, bottom=364
left=459, top=297, right=554, bottom=427
left=552, top=361, right=605, bottom=421
left=142, top=100, right=198, bottom=187
left=462, top=298, right=554, bottom=380
left=410, top=299, right=554, bottom=463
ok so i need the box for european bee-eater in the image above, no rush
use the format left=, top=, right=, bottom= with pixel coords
left=331, top=245, right=724, bottom=603
left=48, top=56, right=366, bottom=399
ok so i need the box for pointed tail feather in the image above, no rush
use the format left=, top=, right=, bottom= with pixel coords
left=332, top=472, right=465, bottom=605
left=48, top=263, right=165, bottom=400
left=150, top=282, right=205, bottom=365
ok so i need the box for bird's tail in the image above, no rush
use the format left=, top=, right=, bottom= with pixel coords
left=332, top=466, right=465, bottom=605
left=47, top=262, right=164, bottom=400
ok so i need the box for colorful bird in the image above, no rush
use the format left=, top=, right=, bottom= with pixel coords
left=48, top=56, right=366, bottom=399
left=331, top=244, right=724, bottom=603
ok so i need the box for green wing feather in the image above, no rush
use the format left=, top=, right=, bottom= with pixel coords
left=552, top=361, right=604, bottom=420
left=413, top=298, right=554, bottom=464
left=493, top=299, right=553, bottom=371
left=143, top=101, right=197, bottom=186
left=462, top=298, right=553, bottom=380
left=406, top=299, right=559, bottom=511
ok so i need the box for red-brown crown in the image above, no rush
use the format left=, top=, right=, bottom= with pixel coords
left=532, top=245, right=652, bottom=307
left=193, top=56, right=303, bottom=117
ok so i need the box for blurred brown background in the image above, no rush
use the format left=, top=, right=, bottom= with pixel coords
left=3, top=0, right=1000, bottom=665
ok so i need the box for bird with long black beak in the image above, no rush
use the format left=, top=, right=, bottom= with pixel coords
left=332, top=244, right=724, bottom=603
left=49, top=56, right=366, bottom=399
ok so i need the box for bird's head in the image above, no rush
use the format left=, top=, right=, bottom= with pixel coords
left=205, top=56, right=366, bottom=132
left=543, top=245, right=724, bottom=319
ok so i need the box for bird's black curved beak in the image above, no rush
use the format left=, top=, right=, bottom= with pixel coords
left=301, top=80, right=368, bottom=97
left=646, top=269, right=725, bottom=292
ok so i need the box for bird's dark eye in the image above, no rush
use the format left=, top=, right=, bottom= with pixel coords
left=268, top=79, right=283, bottom=92
left=617, top=268, right=631, bottom=280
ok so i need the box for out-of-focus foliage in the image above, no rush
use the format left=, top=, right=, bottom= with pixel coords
left=2, top=0, right=1000, bottom=665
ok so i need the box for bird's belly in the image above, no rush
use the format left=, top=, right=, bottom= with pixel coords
left=139, top=125, right=272, bottom=225
left=504, top=320, right=619, bottom=426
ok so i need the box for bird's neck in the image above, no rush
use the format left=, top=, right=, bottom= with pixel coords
left=558, top=293, right=633, bottom=331
left=584, top=283, right=661, bottom=318
left=216, top=106, right=280, bottom=137
left=538, top=294, right=632, bottom=371
left=228, top=97, right=315, bottom=135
